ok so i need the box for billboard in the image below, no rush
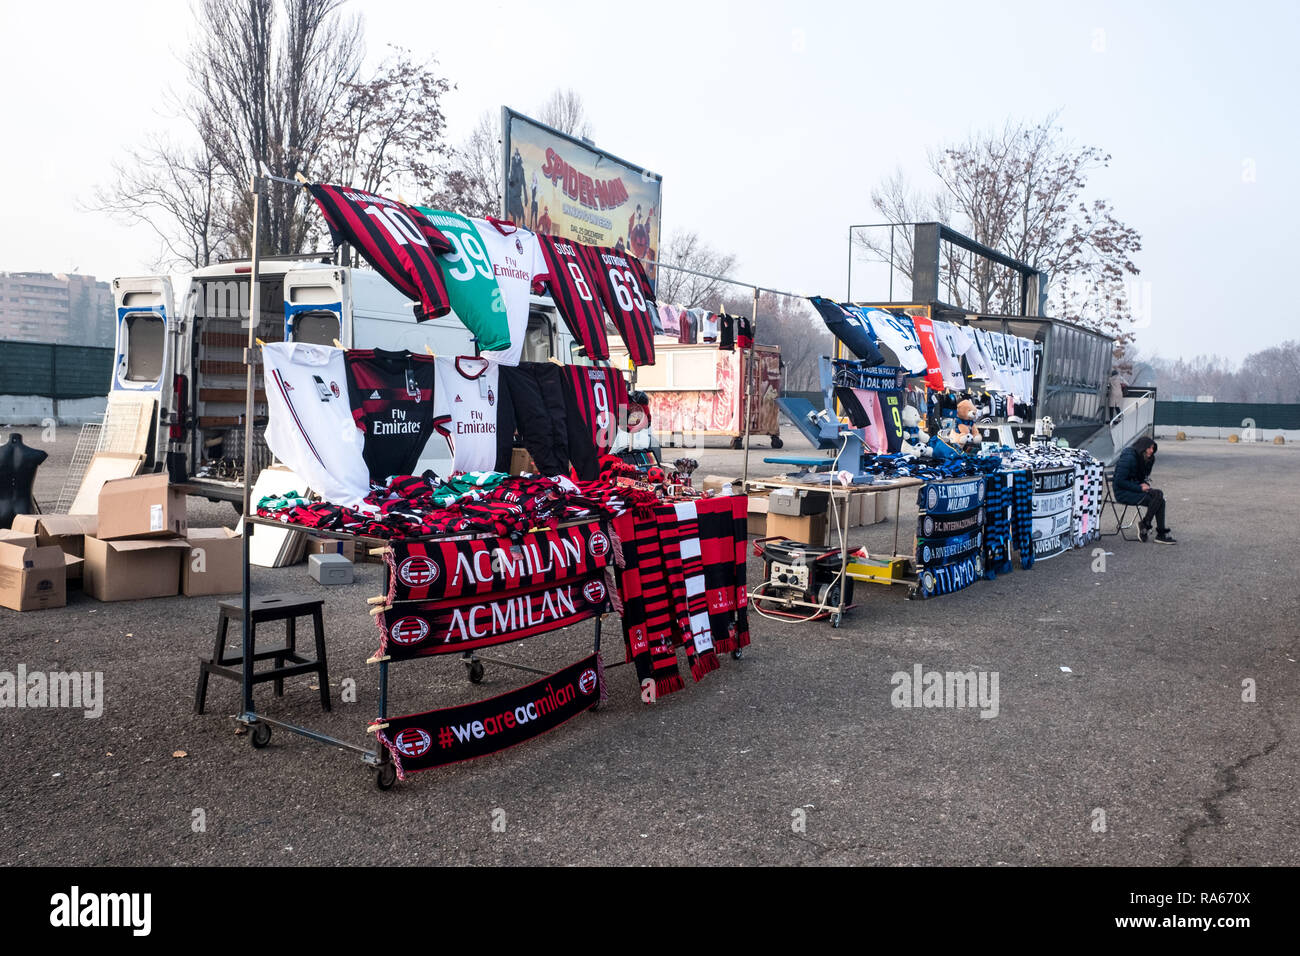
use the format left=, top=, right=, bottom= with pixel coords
left=501, top=107, right=662, bottom=278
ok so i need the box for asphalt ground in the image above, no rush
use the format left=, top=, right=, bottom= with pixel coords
left=1, top=428, right=1297, bottom=866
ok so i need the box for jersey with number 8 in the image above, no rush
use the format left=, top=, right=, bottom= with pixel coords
left=414, top=207, right=511, bottom=351
left=533, top=234, right=612, bottom=360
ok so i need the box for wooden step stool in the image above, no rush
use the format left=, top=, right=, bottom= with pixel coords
left=194, top=593, right=331, bottom=715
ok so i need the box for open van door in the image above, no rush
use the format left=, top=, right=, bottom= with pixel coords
left=111, top=276, right=173, bottom=393
left=107, top=276, right=177, bottom=471
left=284, top=268, right=350, bottom=345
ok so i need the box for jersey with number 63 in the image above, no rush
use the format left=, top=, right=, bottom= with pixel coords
left=533, top=234, right=611, bottom=360
left=413, top=207, right=509, bottom=351
left=581, top=246, right=656, bottom=367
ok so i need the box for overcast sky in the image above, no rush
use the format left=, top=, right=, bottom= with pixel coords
left=1, top=0, right=1294, bottom=364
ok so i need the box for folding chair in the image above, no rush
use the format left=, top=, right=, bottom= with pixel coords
left=1101, top=467, right=1145, bottom=541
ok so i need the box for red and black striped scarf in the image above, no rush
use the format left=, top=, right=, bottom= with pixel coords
left=655, top=501, right=719, bottom=683
left=610, top=511, right=683, bottom=699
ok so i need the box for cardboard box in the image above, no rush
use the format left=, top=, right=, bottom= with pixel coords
left=182, top=527, right=243, bottom=597
left=766, top=512, right=828, bottom=548
left=9, top=514, right=97, bottom=578
left=746, top=492, right=771, bottom=536
left=306, top=535, right=356, bottom=563
left=509, top=447, right=537, bottom=476
left=0, top=530, right=39, bottom=548
left=83, top=536, right=190, bottom=601
left=0, top=542, right=69, bottom=611
left=96, top=474, right=187, bottom=541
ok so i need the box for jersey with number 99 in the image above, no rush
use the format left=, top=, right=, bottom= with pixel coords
left=415, top=207, right=510, bottom=351
left=533, top=235, right=611, bottom=360
left=581, top=245, right=657, bottom=367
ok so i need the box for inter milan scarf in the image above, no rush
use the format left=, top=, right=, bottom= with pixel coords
left=1011, top=469, right=1035, bottom=570
left=610, top=511, right=683, bottom=699
left=914, top=552, right=984, bottom=599
left=373, top=653, right=601, bottom=779
left=918, top=476, right=986, bottom=515
left=916, top=529, right=982, bottom=567
left=375, top=574, right=611, bottom=660
left=917, top=505, right=985, bottom=539
left=982, top=472, right=1013, bottom=579
left=655, top=502, right=719, bottom=682
left=384, top=524, right=611, bottom=603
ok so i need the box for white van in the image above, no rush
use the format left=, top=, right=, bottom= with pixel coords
left=109, top=255, right=571, bottom=505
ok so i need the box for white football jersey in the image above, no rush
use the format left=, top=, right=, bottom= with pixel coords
left=433, top=355, right=500, bottom=475
left=262, top=342, right=371, bottom=506
left=473, top=218, right=543, bottom=367
left=931, top=320, right=968, bottom=390
left=862, top=308, right=928, bottom=375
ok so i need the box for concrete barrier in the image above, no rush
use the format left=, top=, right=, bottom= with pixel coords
left=0, top=394, right=106, bottom=425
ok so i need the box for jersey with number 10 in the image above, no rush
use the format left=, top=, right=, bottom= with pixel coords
left=415, top=207, right=510, bottom=351
left=306, top=183, right=453, bottom=322
left=533, top=235, right=611, bottom=360
left=581, top=246, right=657, bottom=366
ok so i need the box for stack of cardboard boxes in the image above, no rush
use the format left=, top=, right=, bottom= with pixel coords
left=699, top=475, right=888, bottom=547
left=1, top=474, right=243, bottom=611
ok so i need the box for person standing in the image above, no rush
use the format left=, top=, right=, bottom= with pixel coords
left=1107, top=369, right=1126, bottom=420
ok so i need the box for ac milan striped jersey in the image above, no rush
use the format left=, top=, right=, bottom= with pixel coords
left=532, top=234, right=611, bottom=360
left=581, top=246, right=657, bottom=366
left=306, top=183, right=453, bottom=321
left=563, top=364, right=631, bottom=454
left=344, top=348, right=437, bottom=482
left=262, top=342, right=371, bottom=506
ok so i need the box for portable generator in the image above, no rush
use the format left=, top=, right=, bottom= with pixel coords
left=751, top=536, right=854, bottom=620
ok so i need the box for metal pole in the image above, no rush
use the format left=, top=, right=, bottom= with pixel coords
left=240, top=176, right=262, bottom=717
left=741, top=287, right=760, bottom=486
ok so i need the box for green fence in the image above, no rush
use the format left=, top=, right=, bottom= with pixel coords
left=0, top=341, right=113, bottom=399
left=1155, top=401, right=1300, bottom=430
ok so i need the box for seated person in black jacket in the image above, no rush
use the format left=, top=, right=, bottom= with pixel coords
left=1113, top=436, right=1176, bottom=544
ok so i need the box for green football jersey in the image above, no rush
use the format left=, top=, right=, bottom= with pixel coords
left=414, top=206, right=510, bottom=350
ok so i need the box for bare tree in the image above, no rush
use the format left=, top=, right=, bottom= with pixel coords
left=438, top=109, right=502, bottom=218
left=191, top=0, right=364, bottom=255
left=537, top=88, right=592, bottom=139
left=856, top=114, right=1142, bottom=347
left=716, top=291, right=830, bottom=393
left=316, top=46, right=453, bottom=199
left=656, top=231, right=738, bottom=308
left=93, top=132, right=233, bottom=269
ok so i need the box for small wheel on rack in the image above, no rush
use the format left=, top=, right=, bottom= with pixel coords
left=375, top=762, right=397, bottom=791
left=830, top=612, right=842, bottom=628
left=770, top=435, right=784, bottom=449
left=468, top=660, right=485, bottom=684
left=250, top=722, right=272, bottom=749
left=732, top=648, right=744, bottom=660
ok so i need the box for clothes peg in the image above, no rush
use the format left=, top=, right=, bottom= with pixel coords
left=255, top=337, right=266, bottom=347
left=424, top=345, right=436, bottom=358
left=332, top=338, right=343, bottom=349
